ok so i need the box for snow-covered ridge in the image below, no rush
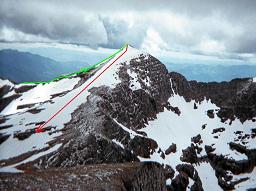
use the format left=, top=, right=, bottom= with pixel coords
left=1, top=77, right=81, bottom=115
left=0, top=79, right=14, bottom=88
left=253, top=77, right=256, bottom=82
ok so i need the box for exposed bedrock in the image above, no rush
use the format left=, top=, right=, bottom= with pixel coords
left=0, top=162, right=167, bottom=191
left=170, top=72, right=256, bottom=122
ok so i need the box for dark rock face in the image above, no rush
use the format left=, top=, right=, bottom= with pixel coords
left=166, top=104, right=181, bottom=115
left=0, top=94, right=21, bottom=112
left=181, top=144, right=200, bottom=164
left=212, top=127, right=225, bottom=134
left=13, top=129, right=35, bottom=140
left=129, top=136, right=158, bottom=158
left=165, top=143, right=177, bottom=155
left=0, top=84, right=35, bottom=112
left=201, top=124, right=207, bottom=130
left=205, top=145, right=215, bottom=153
left=124, top=162, right=167, bottom=191
left=13, top=126, right=55, bottom=141
left=164, top=164, right=175, bottom=179
left=0, top=133, right=10, bottom=144
left=0, top=162, right=167, bottom=191
left=14, top=85, right=35, bottom=94
left=168, top=164, right=203, bottom=191
left=207, top=109, right=215, bottom=118
left=176, top=164, right=203, bottom=191
left=0, top=85, right=12, bottom=98
left=108, top=54, right=173, bottom=130
left=169, top=172, right=189, bottom=191
left=170, top=72, right=256, bottom=122
left=191, top=134, right=202, bottom=144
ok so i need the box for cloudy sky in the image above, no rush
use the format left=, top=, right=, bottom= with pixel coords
left=1, top=0, right=256, bottom=62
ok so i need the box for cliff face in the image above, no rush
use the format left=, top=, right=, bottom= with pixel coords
left=170, top=71, right=256, bottom=122
left=0, top=45, right=256, bottom=190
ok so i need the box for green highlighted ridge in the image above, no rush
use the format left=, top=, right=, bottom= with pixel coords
left=22, top=44, right=127, bottom=85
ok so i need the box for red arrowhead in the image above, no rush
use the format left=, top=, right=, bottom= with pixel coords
left=35, top=128, right=44, bottom=133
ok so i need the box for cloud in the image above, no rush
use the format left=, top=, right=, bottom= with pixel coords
left=0, top=27, right=51, bottom=43
left=100, top=14, right=147, bottom=49
left=0, top=0, right=108, bottom=46
left=141, top=28, right=169, bottom=53
left=0, top=0, right=256, bottom=60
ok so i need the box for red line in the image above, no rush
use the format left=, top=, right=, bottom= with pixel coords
left=36, top=45, right=128, bottom=132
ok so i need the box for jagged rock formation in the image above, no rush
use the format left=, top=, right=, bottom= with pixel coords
left=170, top=72, right=256, bottom=122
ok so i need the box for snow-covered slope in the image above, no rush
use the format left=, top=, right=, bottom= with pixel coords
left=138, top=91, right=255, bottom=190
left=0, top=45, right=256, bottom=190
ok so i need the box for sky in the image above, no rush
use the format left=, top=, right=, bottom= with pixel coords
left=0, top=0, right=256, bottom=63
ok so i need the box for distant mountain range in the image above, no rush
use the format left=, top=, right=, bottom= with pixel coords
left=0, top=49, right=88, bottom=83
left=166, top=63, right=256, bottom=82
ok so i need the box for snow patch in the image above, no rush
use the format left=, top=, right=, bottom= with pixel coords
left=127, top=69, right=142, bottom=90
left=3, top=90, right=16, bottom=98
left=113, top=118, right=143, bottom=139
left=112, top=139, right=124, bottom=149
left=166, top=178, right=172, bottom=185
left=187, top=177, right=194, bottom=190
left=194, top=162, right=222, bottom=191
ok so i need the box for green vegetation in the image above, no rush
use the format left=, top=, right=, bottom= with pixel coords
left=22, top=44, right=127, bottom=85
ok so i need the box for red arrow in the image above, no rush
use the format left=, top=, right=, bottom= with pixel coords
left=35, top=45, right=128, bottom=133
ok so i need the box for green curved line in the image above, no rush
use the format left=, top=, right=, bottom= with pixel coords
left=22, top=44, right=127, bottom=85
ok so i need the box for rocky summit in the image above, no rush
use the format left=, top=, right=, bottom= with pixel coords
left=0, top=45, right=256, bottom=190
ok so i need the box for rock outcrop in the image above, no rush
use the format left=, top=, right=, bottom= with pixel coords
left=170, top=72, right=256, bottom=122
left=0, top=162, right=167, bottom=191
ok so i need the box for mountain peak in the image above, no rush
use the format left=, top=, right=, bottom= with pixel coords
left=126, top=44, right=135, bottom=48
left=118, top=44, right=149, bottom=64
